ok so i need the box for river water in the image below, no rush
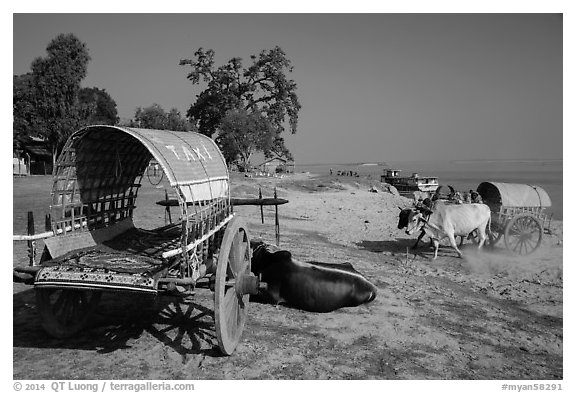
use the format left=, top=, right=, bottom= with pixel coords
left=296, top=159, right=563, bottom=220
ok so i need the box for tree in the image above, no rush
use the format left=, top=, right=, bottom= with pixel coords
left=166, top=108, right=194, bottom=131
left=130, top=103, right=194, bottom=131
left=13, top=73, right=38, bottom=151
left=30, top=33, right=91, bottom=165
left=78, top=87, right=119, bottom=125
left=179, top=46, right=301, bottom=160
left=218, top=109, right=275, bottom=168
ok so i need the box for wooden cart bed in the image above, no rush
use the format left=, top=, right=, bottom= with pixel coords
left=35, top=222, right=181, bottom=293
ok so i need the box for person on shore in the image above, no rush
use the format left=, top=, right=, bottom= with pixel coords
left=453, top=191, right=463, bottom=204
left=471, top=191, right=483, bottom=204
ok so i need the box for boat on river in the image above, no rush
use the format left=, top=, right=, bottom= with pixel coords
left=380, top=169, right=439, bottom=193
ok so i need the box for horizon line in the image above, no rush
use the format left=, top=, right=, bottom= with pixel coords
left=295, top=158, right=563, bottom=166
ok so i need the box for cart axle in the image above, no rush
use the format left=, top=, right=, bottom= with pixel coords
left=226, top=273, right=266, bottom=296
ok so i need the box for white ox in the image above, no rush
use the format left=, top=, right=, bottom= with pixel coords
left=405, top=203, right=492, bottom=259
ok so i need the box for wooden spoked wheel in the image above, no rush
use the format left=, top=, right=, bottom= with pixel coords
left=214, top=216, right=252, bottom=355
left=35, top=288, right=101, bottom=338
left=146, top=163, right=164, bottom=186
left=504, top=213, right=543, bottom=255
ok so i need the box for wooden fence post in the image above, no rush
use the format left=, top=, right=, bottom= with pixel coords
left=259, top=187, right=264, bottom=224
left=165, top=189, right=172, bottom=225
left=274, top=187, right=280, bottom=246
left=27, top=211, right=36, bottom=266
left=45, top=214, right=51, bottom=232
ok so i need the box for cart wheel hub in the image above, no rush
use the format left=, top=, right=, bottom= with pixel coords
left=234, top=272, right=260, bottom=296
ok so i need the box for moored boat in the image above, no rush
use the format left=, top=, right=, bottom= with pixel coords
left=380, top=169, right=439, bottom=194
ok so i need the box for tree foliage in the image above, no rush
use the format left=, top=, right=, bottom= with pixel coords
left=30, top=33, right=91, bottom=162
left=13, top=33, right=122, bottom=163
left=218, top=109, right=274, bottom=167
left=13, top=73, right=37, bottom=151
left=179, top=46, right=300, bottom=160
left=129, top=103, right=194, bottom=131
left=79, top=87, right=119, bottom=125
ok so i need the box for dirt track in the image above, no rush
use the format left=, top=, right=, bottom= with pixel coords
left=13, top=174, right=563, bottom=379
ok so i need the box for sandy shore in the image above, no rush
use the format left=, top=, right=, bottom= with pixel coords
left=244, top=173, right=563, bottom=315
left=13, top=173, right=563, bottom=379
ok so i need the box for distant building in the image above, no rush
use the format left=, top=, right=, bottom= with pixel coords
left=256, top=156, right=295, bottom=174
left=14, top=136, right=53, bottom=175
left=13, top=156, right=27, bottom=176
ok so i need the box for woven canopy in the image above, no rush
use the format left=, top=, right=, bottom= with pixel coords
left=47, top=125, right=232, bottom=253
left=68, top=125, right=229, bottom=202
left=476, top=182, right=551, bottom=208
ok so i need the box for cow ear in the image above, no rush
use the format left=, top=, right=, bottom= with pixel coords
left=398, top=206, right=403, bottom=211
left=274, top=250, right=292, bottom=261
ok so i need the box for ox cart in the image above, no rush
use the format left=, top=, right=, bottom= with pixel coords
left=13, top=125, right=279, bottom=355
left=476, top=182, right=553, bottom=255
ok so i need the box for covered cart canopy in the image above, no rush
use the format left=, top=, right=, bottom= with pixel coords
left=38, top=125, right=233, bottom=291
left=50, top=125, right=229, bottom=237
left=477, top=182, right=551, bottom=208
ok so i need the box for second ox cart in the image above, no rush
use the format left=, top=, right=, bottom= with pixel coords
left=476, top=181, right=553, bottom=255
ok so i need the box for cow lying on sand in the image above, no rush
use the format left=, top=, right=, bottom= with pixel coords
left=250, top=240, right=377, bottom=312
left=404, top=203, right=492, bottom=259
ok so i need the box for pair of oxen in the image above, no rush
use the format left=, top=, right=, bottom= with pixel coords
left=397, top=199, right=492, bottom=259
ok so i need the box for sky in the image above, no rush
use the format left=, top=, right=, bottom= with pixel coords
left=12, top=13, right=563, bottom=164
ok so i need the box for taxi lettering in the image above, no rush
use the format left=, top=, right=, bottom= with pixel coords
left=165, top=144, right=213, bottom=162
